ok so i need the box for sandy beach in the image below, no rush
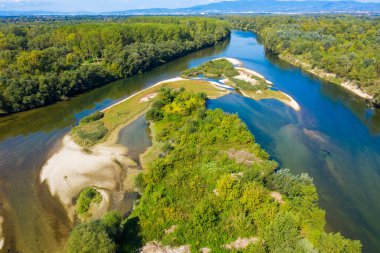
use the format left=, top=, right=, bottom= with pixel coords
left=213, top=57, right=242, bottom=66
left=279, top=92, right=301, bottom=111
left=39, top=136, right=135, bottom=221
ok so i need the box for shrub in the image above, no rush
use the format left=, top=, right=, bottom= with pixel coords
left=263, top=212, right=300, bottom=252
left=79, top=111, right=105, bottom=125
left=66, top=220, right=116, bottom=253
left=146, top=108, right=164, bottom=122
left=76, top=187, right=102, bottom=216
left=71, top=121, right=108, bottom=147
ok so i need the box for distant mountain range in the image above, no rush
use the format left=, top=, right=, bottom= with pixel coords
left=110, top=0, right=380, bottom=15
left=1, top=0, right=380, bottom=16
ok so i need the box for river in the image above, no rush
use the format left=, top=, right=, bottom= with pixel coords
left=0, top=30, right=379, bottom=252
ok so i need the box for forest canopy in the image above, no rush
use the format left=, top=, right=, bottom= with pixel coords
left=0, top=16, right=229, bottom=114
left=226, top=15, right=380, bottom=104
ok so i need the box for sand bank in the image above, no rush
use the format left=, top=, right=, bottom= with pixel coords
left=213, top=57, right=242, bottom=66
left=280, top=92, right=301, bottom=111
left=40, top=136, right=136, bottom=221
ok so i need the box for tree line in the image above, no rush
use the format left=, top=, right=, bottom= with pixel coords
left=226, top=15, right=380, bottom=104
left=0, top=17, right=229, bottom=114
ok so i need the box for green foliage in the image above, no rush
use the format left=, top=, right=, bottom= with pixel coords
left=75, top=187, right=102, bottom=216
left=317, top=232, right=362, bottom=253
left=0, top=17, right=230, bottom=114
left=79, top=111, right=104, bottom=125
left=145, top=108, right=163, bottom=122
left=230, top=77, right=268, bottom=91
left=263, top=212, right=300, bottom=252
left=67, top=88, right=361, bottom=252
left=67, top=211, right=123, bottom=253
left=181, top=58, right=238, bottom=78
left=131, top=88, right=361, bottom=251
left=227, top=15, right=380, bottom=104
left=71, top=121, right=108, bottom=147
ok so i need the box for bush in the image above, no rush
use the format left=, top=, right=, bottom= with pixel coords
left=66, top=221, right=116, bottom=253
left=146, top=108, right=164, bottom=122
left=71, top=121, right=108, bottom=147
left=76, top=187, right=102, bottom=216
left=263, top=212, right=300, bottom=252
left=79, top=111, right=105, bottom=125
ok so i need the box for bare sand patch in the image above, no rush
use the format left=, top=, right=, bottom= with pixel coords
left=224, top=237, right=259, bottom=250
left=270, top=191, right=284, bottom=204
left=280, top=92, right=301, bottom=111
left=40, top=136, right=135, bottom=221
left=140, top=241, right=190, bottom=253
left=213, top=57, right=242, bottom=66
left=140, top=93, right=157, bottom=103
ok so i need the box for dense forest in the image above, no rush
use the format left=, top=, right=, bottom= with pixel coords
left=0, top=17, right=229, bottom=114
left=226, top=15, right=380, bottom=104
left=67, top=88, right=361, bottom=252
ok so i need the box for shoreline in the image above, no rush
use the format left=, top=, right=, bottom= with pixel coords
left=279, top=54, right=374, bottom=102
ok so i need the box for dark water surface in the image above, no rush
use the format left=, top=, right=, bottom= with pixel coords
left=0, top=31, right=379, bottom=252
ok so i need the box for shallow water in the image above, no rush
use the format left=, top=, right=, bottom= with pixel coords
left=117, top=114, right=151, bottom=162
left=0, top=31, right=379, bottom=252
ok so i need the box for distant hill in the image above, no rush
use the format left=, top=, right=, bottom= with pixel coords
left=109, top=0, right=380, bottom=15
left=0, top=0, right=379, bottom=16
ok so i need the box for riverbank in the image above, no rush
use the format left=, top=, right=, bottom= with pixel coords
left=279, top=53, right=375, bottom=102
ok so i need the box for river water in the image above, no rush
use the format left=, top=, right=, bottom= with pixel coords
left=0, top=30, right=379, bottom=252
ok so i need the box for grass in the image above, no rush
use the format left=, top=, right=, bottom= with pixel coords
left=71, top=119, right=108, bottom=147
left=76, top=187, right=102, bottom=218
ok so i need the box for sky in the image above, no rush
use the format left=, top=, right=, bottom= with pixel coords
left=0, top=0, right=379, bottom=12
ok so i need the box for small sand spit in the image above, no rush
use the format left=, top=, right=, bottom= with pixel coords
left=224, top=237, right=259, bottom=250
left=140, top=93, right=157, bottom=103
left=236, top=67, right=265, bottom=80
left=140, top=241, right=190, bottom=253
left=280, top=92, right=301, bottom=111
left=40, top=136, right=134, bottom=221
left=213, top=57, right=242, bottom=66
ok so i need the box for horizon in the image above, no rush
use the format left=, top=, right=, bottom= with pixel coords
left=1, top=0, right=380, bottom=13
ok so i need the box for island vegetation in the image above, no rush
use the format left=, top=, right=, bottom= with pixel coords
left=0, top=17, right=229, bottom=114
left=70, top=78, right=228, bottom=147
left=66, top=88, right=361, bottom=252
left=75, top=187, right=102, bottom=220
left=182, top=58, right=300, bottom=110
left=227, top=15, right=380, bottom=104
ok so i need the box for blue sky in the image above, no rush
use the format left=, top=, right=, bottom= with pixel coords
left=0, top=0, right=379, bottom=12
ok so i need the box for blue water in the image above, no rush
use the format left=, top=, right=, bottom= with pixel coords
left=203, top=31, right=380, bottom=252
